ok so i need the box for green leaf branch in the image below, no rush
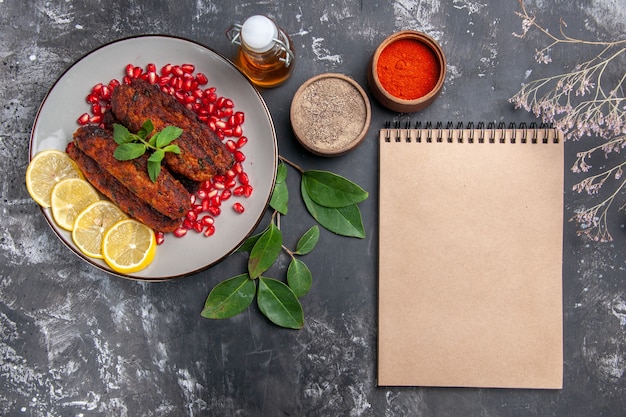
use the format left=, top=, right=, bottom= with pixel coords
left=113, top=120, right=182, bottom=182
left=201, top=156, right=368, bottom=329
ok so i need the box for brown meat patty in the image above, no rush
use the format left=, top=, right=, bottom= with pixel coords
left=110, top=78, right=234, bottom=182
left=72, top=125, right=191, bottom=220
left=66, top=142, right=181, bottom=233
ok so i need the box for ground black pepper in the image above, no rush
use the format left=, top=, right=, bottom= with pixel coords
left=291, top=75, right=368, bottom=153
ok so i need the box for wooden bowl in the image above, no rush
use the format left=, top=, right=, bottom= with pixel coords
left=368, top=31, right=446, bottom=113
left=290, top=73, right=371, bottom=156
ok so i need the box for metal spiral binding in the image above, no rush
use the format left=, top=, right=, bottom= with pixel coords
left=381, top=121, right=561, bottom=144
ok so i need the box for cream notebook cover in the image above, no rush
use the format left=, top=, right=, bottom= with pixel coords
left=378, top=124, right=564, bottom=388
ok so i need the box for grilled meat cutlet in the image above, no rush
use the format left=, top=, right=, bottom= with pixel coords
left=66, top=142, right=181, bottom=232
left=73, top=125, right=191, bottom=220
left=110, top=78, right=234, bottom=182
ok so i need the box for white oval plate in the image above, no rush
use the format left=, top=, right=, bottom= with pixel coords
left=30, top=35, right=277, bottom=281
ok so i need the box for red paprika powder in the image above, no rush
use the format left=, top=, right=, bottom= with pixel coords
left=376, top=39, right=440, bottom=100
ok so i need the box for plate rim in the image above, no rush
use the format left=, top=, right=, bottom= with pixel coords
left=29, top=34, right=278, bottom=281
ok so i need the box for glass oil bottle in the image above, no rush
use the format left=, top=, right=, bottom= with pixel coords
left=226, top=15, right=295, bottom=88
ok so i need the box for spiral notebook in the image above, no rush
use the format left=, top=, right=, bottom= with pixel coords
left=378, top=122, right=564, bottom=389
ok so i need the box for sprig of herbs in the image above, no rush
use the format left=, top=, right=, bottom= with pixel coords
left=511, top=1, right=626, bottom=241
left=113, top=120, right=182, bottom=182
left=201, top=157, right=368, bottom=329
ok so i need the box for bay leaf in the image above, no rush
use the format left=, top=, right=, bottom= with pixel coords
left=294, top=225, right=319, bottom=255
left=287, top=258, right=312, bottom=298
left=201, top=273, right=256, bottom=319
left=301, top=182, right=365, bottom=238
left=302, top=170, right=369, bottom=208
left=276, top=161, right=287, bottom=183
left=257, top=277, right=304, bottom=329
left=248, top=222, right=283, bottom=278
left=270, top=180, right=288, bottom=214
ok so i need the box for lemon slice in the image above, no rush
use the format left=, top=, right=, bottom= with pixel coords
left=26, top=149, right=84, bottom=208
left=72, top=201, right=127, bottom=259
left=50, top=178, right=100, bottom=231
left=102, top=219, right=156, bottom=274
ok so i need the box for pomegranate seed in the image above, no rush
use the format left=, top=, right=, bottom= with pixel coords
left=78, top=113, right=90, bottom=125
left=146, top=71, right=158, bottom=84
left=233, top=162, right=244, bottom=174
left=233, top=125, right=243, bottom=137
left=90, top=114, right=102, bottom=124
left=100, top=85, right=112, bottom=100
left=221, top=189, right=232, bottom=201
left=108, top=79, right=120, bottom=89
left=234, top=111, right=245, bottom=125
left=193, top=222, right=204, bottom=233
left=158, top=76, right=171, bottom=86
left=125, top=64, right=134, bottom=77
left=208, top=206, right=221, bottom=216
left=91, top=83, right=103, bottom=95
left=123, top=75, right=133, bottom=85
left=172, top=65, right=184, bottom=77
left=233, top=186, right=245, bottom=196
left=236, top=136, right=248, bottom=148
left=181, top=63, right=195, bottom=73
left=146, top=63, right=157, bottom=73
left=133, top=66, right=143, bottom=78
left=211, top=195, right=222, bottom=206
left=186, top=210, right=197, bottom=222
left=200, top=180, right=212, bottom=191
left=225, top=178, right=237, bottom=188
left=86, top=93, right=99, bottom=104
left=243, top=185, right=253, bottom=198
left=233, top=202, right=245, bottom=213
left=204, top=225, right=216, bottom=237
left=196, top=72, right=208, bottom=85
left=200, top=215, right=214, bottom=226
left=173, top=227, right=187, bottom=237
left=223, top=98, right=234, bottom=108
left=226, top=169, right=237, bottom=179
left=160, top=63, right=173, bottom=76
left=238, top=172, right=249, bottom=185
left=192, top=88, right=204, bottom=99
left=202, top=198, right=211, bottom=212
left=155, top=231, right=165, bottom=245
left=225, top=140, right=237, bottom=152
left=233, top=151, right=246, bottom=162
left=182, top=218, right=195, bottom=229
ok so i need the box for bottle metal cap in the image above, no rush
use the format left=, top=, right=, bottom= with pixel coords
left=241, top=15, right=278, bottom=53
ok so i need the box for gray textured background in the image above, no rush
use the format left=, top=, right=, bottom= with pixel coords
left=1, top=0, right=625, bottom=416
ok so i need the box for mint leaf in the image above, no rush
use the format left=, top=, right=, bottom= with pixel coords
left=156, top=126, right=183, bottom=148
left=148, top=149, right=165, bottom=163
left=147, top=160, right=161, bottom=182
left=162, top=144, right=181, bottom=154
left=114, top=142, right=146, bottom=160
left=137, top=120, right=154, bottom=139
left=113, top=124, right=132, bottom=144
